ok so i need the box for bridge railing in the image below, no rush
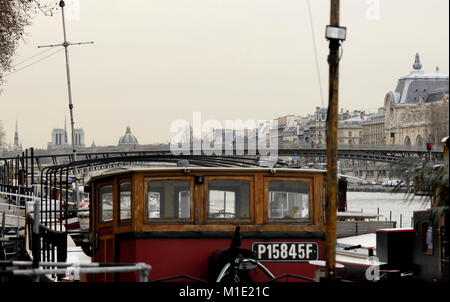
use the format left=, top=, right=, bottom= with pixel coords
left=277, top=142, right=443, bottom=152
left=0, top=142, right=444, bottom=162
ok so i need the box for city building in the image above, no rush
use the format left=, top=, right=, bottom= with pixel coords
left=338, top=112, right=366, bottom=145
left=48, top=128, right=69, bottom=149
left=282, top=126, right=299, bottom=143
left=274, top=114, right=302, bottom=142
left=295, top=108, right=370, bottom=146
left=47, top=119, right=85, bottom=150
left=73, top=129, right=85, bottom=148
left=297, top=107, right=326, bottom=145
left=384, top=54, right=449, bottom=146
left=362, top=108, right=385, bottom=145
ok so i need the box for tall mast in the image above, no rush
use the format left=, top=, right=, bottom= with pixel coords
left=38, top=0, right=93, bottom=205
left=325, top=0, right=343, bottom=279
left=64, top=116, right=68, bottom=144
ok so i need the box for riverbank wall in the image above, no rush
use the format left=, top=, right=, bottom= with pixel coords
left=348, top=184, right=408, bottom=193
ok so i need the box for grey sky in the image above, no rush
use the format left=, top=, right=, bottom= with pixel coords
left=0, top=0, right=448, bottom=148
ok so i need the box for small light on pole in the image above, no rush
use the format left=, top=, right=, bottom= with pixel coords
left=325, top=25, right=347, bottom=66
left=325, top=25, right=347, bottom=41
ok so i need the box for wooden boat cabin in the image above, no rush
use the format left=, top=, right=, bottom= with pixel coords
left=86, top=167, right=328, bottom=282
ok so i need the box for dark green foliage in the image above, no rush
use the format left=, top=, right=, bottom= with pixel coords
left=392, top=159, right=449, bottom=219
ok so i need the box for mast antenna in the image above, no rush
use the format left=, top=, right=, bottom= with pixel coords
left=38, top=0, right=94, bottom=205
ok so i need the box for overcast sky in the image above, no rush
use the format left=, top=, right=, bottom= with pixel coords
left=0, top=0, right=448, bottom=148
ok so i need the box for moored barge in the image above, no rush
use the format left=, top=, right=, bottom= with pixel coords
left=85, top=167, right=328, bottom=282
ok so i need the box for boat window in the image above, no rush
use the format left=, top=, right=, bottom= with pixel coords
left=99, top=185, right=113, bottom=223
left=208, top=179, right=250, bottom=219
left=268, top=180, right=309, bottom=219
left=146, top=180, right=191, bottom=219
left=120, top=182, right=131, bottom=220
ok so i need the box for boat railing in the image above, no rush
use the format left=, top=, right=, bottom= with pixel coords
left=0, top=260, right=151, bottom=282
left=0, top=186, right=36, bottom=207
left=0, top=202, right=26, bottom=214
left=1, top=193, right=28, bottom=232
left=27, top=216, right=67, bottom=264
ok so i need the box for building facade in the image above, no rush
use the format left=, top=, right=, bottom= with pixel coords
left=274, top=114, right=302, bottom=143
left=48, top=120, right=85, bottom=150
left=362, top=108, right=385, bottom=145
left=384, top=54, right=449, bottom=146
left=338, top=114, right=365, bottom=145
left=297, top=107, right=326, bottom=145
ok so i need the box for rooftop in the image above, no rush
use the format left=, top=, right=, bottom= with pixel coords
left=393, top=53, right=449, bottom=104
left=118, top=125, right=139, bottom=146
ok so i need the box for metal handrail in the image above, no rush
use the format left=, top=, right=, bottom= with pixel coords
left=0, top=202, right=26, bottom=211
left=0, top=191, right=38, bottom=202
left=0, top=261, right=151, bottom=282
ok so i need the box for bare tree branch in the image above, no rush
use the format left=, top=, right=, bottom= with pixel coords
left=0, top=0, right=56, bottom=90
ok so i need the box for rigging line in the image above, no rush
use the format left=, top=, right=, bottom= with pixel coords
left=2, top=48, right=64, bottom=78
left=10, top=47, right=55, bottom=69
left=307, top=0, right=325, bottom=108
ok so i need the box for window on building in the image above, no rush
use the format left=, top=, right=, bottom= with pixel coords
left=268, top=180, right=309, bottom=220
left=146, top=179, right=191, bottom=219
left=208, top=179, right=250, bottom=219
left=99, top=185, right=113, bottom=223
left=120, top=182, right=131, bottom=220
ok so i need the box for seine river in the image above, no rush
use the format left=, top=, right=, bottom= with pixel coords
left=1, top=192, right=431, bottom=229
left=347, top=191, right=430, bottom=228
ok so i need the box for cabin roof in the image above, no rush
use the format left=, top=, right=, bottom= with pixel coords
left=86, top=166, right=327, bottom=183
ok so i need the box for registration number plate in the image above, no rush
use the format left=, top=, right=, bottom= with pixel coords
left=252, top=242, right=318, bottom=262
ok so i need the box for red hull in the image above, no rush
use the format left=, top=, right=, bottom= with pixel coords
left=116, top=238, right=325, bottom=282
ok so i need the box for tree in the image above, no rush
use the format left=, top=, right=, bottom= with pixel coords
left=0, top=0, right=54, bottom=89
left=1, top=0, right=32, bottom=87
left=428, top=94, right=449, bottom=144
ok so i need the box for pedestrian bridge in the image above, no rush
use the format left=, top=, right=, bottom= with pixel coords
left=0, top=142, right=443, bottom=172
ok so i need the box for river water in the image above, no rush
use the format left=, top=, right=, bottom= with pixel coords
left=347, top=191, right=430, bottom=228
left=0, top=192, right=430, bottom=229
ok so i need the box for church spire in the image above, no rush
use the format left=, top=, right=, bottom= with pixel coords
left=413, top=53, right=422, bottom=70
left=13, top=120, right=20, bottom=149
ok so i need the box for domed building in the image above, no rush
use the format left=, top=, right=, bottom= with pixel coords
left=384, top=53, right=449, bottom=146
left=118, top=125, right=139, bottom=147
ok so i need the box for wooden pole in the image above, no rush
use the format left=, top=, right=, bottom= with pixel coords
left=325, top=0, right=340, bottom=279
